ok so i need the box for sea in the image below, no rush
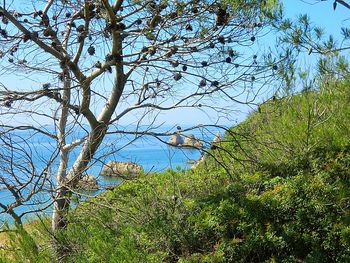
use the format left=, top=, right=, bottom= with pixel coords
left=0, top=125, right=223, bottom=223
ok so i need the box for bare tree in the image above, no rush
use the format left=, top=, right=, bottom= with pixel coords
left=0, top=0, right=283, bottom=243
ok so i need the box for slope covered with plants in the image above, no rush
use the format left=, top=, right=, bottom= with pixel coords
left=3, top=80, right=350, bottom=262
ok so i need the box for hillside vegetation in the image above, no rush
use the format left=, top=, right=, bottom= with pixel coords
left=2, top=80, right=350, bottom=262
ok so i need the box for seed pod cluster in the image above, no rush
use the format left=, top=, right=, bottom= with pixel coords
left=199, top=79, right=206, bottom=87
left=173, top=73, right=182, bottom=81
left=216, top=8, right=229, bottom=26
left=88, top=45, right=95, bottom=56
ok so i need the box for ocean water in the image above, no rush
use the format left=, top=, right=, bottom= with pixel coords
left=0, top=125, right=222, bottom=223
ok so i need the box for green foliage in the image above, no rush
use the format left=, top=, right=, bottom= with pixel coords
left=58, top=169, right=231, bottom=262
left=275, top=7, right=350, bottom=93
left=218, top=79, right=350, bottom=172
left=5, top=79, right=350, bottom=262
left=223, top=0, right=282, bottom=20
left=0, top=221, right=53, bottom=263
left=57, top=146, right=350, bottom=262
left=46, top=78, right=350, bottom=262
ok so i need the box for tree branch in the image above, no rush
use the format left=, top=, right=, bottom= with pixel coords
left=336, top=0, right=350, bottom=10
left=0, top=7, right=64, bottom=60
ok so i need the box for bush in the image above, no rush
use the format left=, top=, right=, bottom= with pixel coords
left=5, top=79, right=350, bottom=262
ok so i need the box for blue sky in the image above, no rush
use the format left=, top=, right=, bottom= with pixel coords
left=1, top=1, right=349, bottom=128
left=166, top=0, right=350, bottom=126
left=283, top=0, right=349, bottom=40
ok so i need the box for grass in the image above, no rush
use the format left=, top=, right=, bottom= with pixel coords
left=0, top=232, right=9, bottom=247
left=2, top=78, right=350, bottom=262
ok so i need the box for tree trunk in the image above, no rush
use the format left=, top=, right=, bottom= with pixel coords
left=52, top=69, right=71, bottom=232
left=52, top=187, right=70, bottom=231
left=51, top=18, right=125, bottom=256
left=51, top=124, right=107, bottom=230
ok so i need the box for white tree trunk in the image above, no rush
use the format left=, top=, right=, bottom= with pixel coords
left=52, top=70, right=71, bottom=231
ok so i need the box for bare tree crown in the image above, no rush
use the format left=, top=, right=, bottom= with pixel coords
left=0, top=0, right=281, bottom=228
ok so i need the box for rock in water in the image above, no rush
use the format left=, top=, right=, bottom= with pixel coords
left=210, top=132, right=222, bottom=150
left=183, top=134, right=202, bottom=148
left=100, top=161, right=143, bottom=178
left=168, top=132, right=184, bottom=146
left=76, top=175, right=98, bottom=190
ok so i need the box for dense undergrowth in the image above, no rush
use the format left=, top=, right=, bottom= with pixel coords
left=1, top=80, right=350, bottom=262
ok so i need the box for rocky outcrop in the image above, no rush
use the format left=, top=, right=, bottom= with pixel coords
left=186, top=159, right=197, bottom=165
left=168, top=132, right=184, bottom=146
left=100, top=161, right=143, bottom=178
left=191, top=133, right=222, bottom=169
left=76, top=175, right=98, bottom=190
left=183, top=134, right=202, bottom=148
left=210, top=132, right=222, bottom=150
left=191, top=154, right=206, bottom=169
left=168, top=132, right=203, bottom=148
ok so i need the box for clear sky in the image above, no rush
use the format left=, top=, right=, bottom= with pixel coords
left=163, top=0, right=350, bottom=126
left=283, top=0, right=349, bottom=40
left=1, top=1, right=349, bottom=128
